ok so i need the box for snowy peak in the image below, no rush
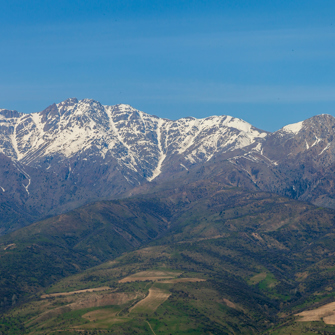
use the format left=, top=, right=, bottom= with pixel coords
left=163, top=114, right=267, bottom=166
left=2, top=99, right=335, bottom=224
left=278, top=114, right=335, bottom=137
left=263, top=114, right=335, bottom=161
left=6, top=99, right=335, bottom=186
left=281, top=121, right=304, bottom=135
left=0, top=98, right=269, bottom=182
left=302, top=114, right=335, bottom=137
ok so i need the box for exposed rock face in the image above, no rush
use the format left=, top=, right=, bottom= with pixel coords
left=0, top=99, right=335, bottom=233
left=224, top=114, right=335, bottom=207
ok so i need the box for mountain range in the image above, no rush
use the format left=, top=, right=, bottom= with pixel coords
left=2, top=99, right=335, bottom=333
left=1, top=98, right=335, bottom=234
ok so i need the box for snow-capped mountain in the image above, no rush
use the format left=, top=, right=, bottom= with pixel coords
left=225, top=114, right=335, bottom=208
left=0, top=98, right=267, bottom=186
left=1, top=98, right=335, bottom=234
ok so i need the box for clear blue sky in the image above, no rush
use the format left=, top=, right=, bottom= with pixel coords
left=0, top=0, right=334, bottom=131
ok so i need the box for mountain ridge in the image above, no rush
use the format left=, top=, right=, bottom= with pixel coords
left=1, top=98, right=335, bottom=234
left=0, top=98, right=268, bottom=181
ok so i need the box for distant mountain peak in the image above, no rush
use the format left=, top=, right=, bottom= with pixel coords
left=281, top=120, right=304, bottom=134
left=0, top=98, right=269, bottom=184
left=0, top=98, right=332, bottom=191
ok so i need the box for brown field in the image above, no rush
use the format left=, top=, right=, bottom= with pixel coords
left=3, top=243, right=16, bottom=251
left=41, top=286, right=112, bottom=298
left=119, top=270, right=181, bottom=283
left=160, top=278, right=206, bottom=283
left=70, top=292, right=139, bottom=310
left=129, top=287, right=171, bottom=313
left=296, top=301, right=335, bottom=324
left=29, top=292, right=138, bottom=326
left=223, top=298, right=238, bottom=309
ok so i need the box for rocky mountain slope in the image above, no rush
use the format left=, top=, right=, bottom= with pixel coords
left=1, top=98, right=335, bottom=233
left=227, top=114, right=335, bottom=207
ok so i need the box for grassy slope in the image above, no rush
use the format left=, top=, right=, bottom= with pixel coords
left=0, top=197, right=171, bottom=308
left=4, top=232, right=335, bottom=334
left=0, top=180, right=247, bottom=307
left=2, top=181, right=335, bottom=333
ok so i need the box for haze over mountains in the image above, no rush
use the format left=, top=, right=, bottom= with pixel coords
left=0, top=98, right=335, bottom=234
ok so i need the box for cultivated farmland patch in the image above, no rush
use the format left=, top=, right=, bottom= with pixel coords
left=296, top=301, right=335, bottom=324
left=160, top=278, right=206, bottom=283
left=130, top=287, right=171, bottom=313
left=41, top=286, right=112, bottom=298
left=119, top=270, right=181, bottom=283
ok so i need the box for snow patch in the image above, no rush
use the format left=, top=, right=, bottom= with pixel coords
left=319, top=143, right=331, bottom=156
left=13, top=161, right=31, bottom=195
left=282, top=121, right=303, bottom=134
left=148, top=119, right=166, bottom=181
left=253, top=143, right=263, bottom=152
left=311, top=136, right=322, bottom=147
left=305, top=140, right=310, bottom=150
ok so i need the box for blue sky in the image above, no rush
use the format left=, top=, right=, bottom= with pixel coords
left=0, top=0, right=334, bottom=131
